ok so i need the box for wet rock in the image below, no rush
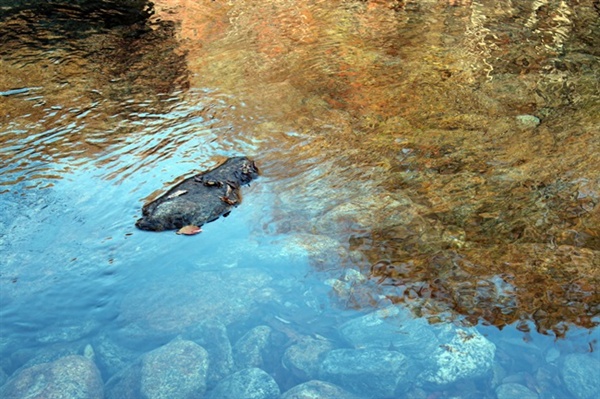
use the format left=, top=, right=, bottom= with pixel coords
left=92, top=332, right=141, bottom=379
left=316, top=192, right=419, bottom=234
left=339, top=306, right=438, bottom=359
left=318, top=348, right=413, bottom=398
left=277, top=234, right=347, bottom=267
left=9, top=341, right=87, bottom=375
left=483, top=74, right=538, bottom=112
left=324, top=268, right=377, bottom=308
left=36, top=319, right=100, bottom=344
left=233, top=325, right=273, bottom=370
left=561, top=353, right=600, bottom=399
left=105, top=338, right=209, bottom=399
left=495, top=382, right=539, bottom=399
left=282, top=337, right=335, bottom=381
left=140, top=339, right=209, bottom=399
left=545, top=347, right=560, bottom=364
left=207, top=367, right=280, bottom=399
left=515, top=114, right=541, bottom=129
left=0, top=355, right=103, bottom=399
left=184, top=320, right=234, bottom=387
left=339, top=306, right=496, bottom=387
left=117, top=268, right=272, bottom=343
left=0, top=367, right=8, bottom=386
left=136, top=156, right=259, bottom=231
left=281, top=379, right=363, bottom=399
left=420, top=324, right=496, bottom=386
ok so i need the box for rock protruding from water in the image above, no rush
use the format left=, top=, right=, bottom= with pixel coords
left=136, top=156, right=259, bottom=231
left=105, top=338, right=209, bottom=399
left=0, top=355, right=103, bottom=399
left=207, top=367, right=280, bottom=399
left=281, top=380, right=363, bottom=399
left=561, top=354, right=600, bottom=399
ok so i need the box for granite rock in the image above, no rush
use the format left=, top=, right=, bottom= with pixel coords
left=105, top=338, right=209, bottom=399
left=319, top=348, right=413, bottom=398
left=233, top=325, right=273, bottom=370
left=281, top=379, right=364, bottom=399
left=339, top=306, right=496, bottom=387
left=0, top=355, right=103, bottom=399
left=495, top=382, right=539, bottom=399
left=561, top=353, right=600, bottom=399
left=282, top=337, right=335, bottom=381
left=207, top=367, right=280, bottom=399
left=184, top=319, right=234, bottom=387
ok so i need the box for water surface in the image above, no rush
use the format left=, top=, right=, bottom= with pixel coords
left=1, top=0, right=599, bottom=398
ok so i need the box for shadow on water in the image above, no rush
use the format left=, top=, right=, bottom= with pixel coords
left=1, top=0, right=599, bottom=398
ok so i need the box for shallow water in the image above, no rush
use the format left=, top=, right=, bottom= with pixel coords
left=1, top=1, right=599, bottom=398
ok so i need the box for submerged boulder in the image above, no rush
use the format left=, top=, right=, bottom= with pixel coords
left=207, top=367, right=280, bottom=399
left=105, top=338, right=209, bottom=399
left=339, top=306, right=496, bottom=387
left=117, top=268, right=273, bottom=343
left=281, top=380, right=363, bottom=399
left=136, top=156, right=259, bottom=231
left=233, top=325, right=273, bottom=371
left=0, top=355, right=103, bottom=399
left=318, top=348, right=413, bottom=398
left=561, top=353, right=600, bottom=399
left=282, top=337, right=335, bottom=381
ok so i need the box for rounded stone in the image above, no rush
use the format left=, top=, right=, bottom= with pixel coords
left=281, top=380, right=363, bottom=399
left=0, top=355, right=103, bottom=399
left=207, top=367, right=280, bottom=399
left=282, top=338, right=335, bottom=381
left=561, top=354, right=600, bottom=399
left=495, top=382, right=539, bottom=399
left=140, top=339, right=210, bottom=399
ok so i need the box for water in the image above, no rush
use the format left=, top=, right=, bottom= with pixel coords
left=1, top=0, right=599, bottom=398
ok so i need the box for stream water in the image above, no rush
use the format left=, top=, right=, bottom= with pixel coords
left=1, top=1, right=599, bottom=398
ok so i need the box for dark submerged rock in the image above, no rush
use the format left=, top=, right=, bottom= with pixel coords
left=136, top=156, right=259, bottom=231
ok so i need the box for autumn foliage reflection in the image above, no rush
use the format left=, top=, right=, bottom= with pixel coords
left=1, top=0, right=597, bottom=336
left=147, top=0, right=600, bottom=336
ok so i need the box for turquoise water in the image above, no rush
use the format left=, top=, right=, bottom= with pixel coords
left=1, top=1, right=599, bottom=398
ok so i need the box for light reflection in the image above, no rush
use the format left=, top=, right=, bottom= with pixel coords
left=1, top=0, right=599, bottom=339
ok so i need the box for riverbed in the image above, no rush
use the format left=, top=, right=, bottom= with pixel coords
left=1, top=1, right=599, bottom=398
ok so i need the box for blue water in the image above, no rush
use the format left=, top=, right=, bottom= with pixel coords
left=1, top=1, right=600, bottom=398
left=2, top=105, right=598, bottom=397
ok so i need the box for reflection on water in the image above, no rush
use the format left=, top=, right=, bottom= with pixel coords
left=1, top=0, right=599, bottom=398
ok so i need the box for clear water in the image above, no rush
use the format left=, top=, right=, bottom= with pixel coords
left=1, top=1, right=599, bottom=398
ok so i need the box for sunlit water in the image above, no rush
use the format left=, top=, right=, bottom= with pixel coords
left=1, top=1, right=599, bottom=398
